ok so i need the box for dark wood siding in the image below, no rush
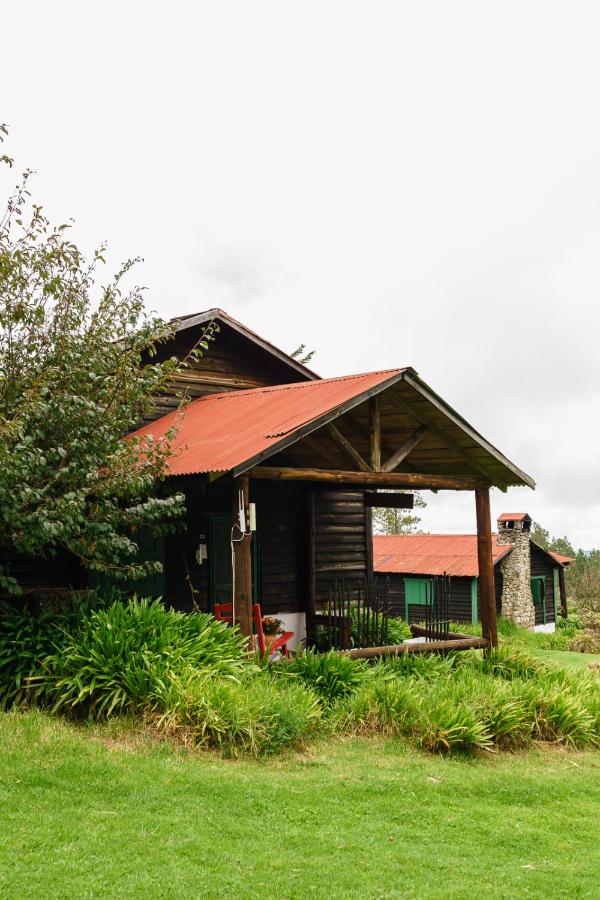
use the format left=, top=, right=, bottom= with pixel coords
left=384, top=566, right=506, bottom=626
left=387, top=573, right=476, bottom=624
left=145, top=322, right=311, bottom=422
left=314, top=491, right=368, bottom=604
left=254, top=481, right=307, bottom=615
left=164, top=478, right=310, bottom=616
left=0, top=547, right=83, bottom=604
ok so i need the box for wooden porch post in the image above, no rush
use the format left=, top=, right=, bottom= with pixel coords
left=232, top=476, right=253, bottom=638
left=475, top=487, right=498, bottom=649
left=558, top=566, right=568, bottom=618
left=369, top=397, right=381, bottom=471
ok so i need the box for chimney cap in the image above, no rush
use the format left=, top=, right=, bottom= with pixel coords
left=498, top=512, right=532, bottom=523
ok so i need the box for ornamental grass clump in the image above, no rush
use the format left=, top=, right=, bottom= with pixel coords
left=282, top=649, right=369, bottom=703
left=335, top=678, right=422, bottom=736
left=38, top=597, right=249, bottom=717
left=154, top=671, right=322, bottom=756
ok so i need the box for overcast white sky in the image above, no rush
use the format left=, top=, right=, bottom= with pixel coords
left=3, top=1, right=599, bottom=547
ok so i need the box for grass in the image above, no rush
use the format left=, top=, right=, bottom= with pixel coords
left=532, top=648, right=600, bottom=670
left=2, top=712, right=600, bottom=899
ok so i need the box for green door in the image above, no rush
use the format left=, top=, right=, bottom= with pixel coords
left=530, top=576, right=546, bottom=624
left=208, top=515, right=260, bottom=609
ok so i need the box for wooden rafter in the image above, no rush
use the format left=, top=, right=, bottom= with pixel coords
left=327, top=424, right=372, bottom=472
left=380, top=425, right=428, bottom=473
left=387, top=392, right=507, bottom=490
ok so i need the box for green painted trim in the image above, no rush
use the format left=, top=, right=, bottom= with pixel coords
left=471, top=577, right=478, bottom=624
left=553, top=569, right=560, bottom=620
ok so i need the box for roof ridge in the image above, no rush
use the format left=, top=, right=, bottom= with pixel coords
left=200, top=368, right=406, bottom=402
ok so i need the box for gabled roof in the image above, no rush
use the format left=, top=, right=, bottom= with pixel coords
left=373, top=533, right=513, bottom=577
left=548, top=550, right=576, bottom=566
left=374, top=533, right=573, bottom=576
left=132, top=369, right=404, bottom=477
left=170, top=308, right=319, bottom=382
left=131, top=361, right=536, bottom=487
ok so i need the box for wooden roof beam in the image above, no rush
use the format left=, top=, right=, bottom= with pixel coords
left=249, top=465, right=489, bottom=491
left=380, top=425, right=428, bottom=473
left=387, top=392, right=508, bottom=491
left=327, top=424, right=372, bottom=472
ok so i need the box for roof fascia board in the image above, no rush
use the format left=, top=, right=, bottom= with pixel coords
left=529, top=538, right=569, bottom=567
left=172, top=309, right=319, bottom=381
left=402, top=371, right=536, bottom=489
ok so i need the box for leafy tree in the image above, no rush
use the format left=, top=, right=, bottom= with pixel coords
left=531, top=521, right=575, bottom=558
left=372, top=492, right=427, bottom=535
left=530, top=521, right=550, bottom=549
left=0, top=128, right=216, bottom=593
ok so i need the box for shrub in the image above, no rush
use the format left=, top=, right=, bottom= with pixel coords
left=154, top=671, right=322, bottom=756
left=283, top=650, right=368, bottom=703
left=447, top=669, right=533, bottom=749
left=418, top=697, right=493, bottom=754
left=0, top=593, right=106, bottom=709
left=336, top=678, right=421, bottom=736
left=38, top=597, right=249, bottom=717
left=556, top=612, right=583, bottom=636
left=376, top=652, right=457, bottom=681
left=517, top=683, right=597, bottom=746
left=381, top=616, right=412, bottom=645
left=471, top=646, right=551, bottom=682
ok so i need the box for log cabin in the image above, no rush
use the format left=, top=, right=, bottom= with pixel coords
left=5, top=308, right=537, bottom=649
left=126, top=309, right=536, bottom=648
left=373, top=513, right=573, bottom=632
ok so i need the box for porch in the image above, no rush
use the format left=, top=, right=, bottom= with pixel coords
left=131, top=366, right=536, bottom=652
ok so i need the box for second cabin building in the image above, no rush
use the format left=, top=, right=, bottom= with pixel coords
left=373, top=513, right=573, bottom=632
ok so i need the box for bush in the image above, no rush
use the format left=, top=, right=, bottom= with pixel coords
left=556, top=612, right=583, bottom=636
left=0, top=593, right=106, bottom=709
left=283, top=649, right=368, bottom=703
left=381, top=615, right=412, bottom=645
left=336, top=678, right=421, bottom=736
left=418, top=697, right=493, bottom=754
left=154, top=671, right=322, bottom=756
left=517, top=683, right=597, bottom=746
left=38, top=597, right=249, bottom=717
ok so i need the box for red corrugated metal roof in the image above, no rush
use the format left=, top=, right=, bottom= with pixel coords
left=548, top=550, right=575, bottom=566
left=497, top=512, right=531, bottom=522
left=131, top=369, right=403, bottom=476
left=373, top=533, right=513, bottom=577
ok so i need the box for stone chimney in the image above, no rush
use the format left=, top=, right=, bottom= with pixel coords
left=496, top=513, right=535, bottom=628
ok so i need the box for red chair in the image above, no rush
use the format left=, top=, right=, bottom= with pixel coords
left=213, top=602, right=294, bottom=657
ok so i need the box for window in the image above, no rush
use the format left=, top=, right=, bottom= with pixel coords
left=404, top=578, right=433, bottom=606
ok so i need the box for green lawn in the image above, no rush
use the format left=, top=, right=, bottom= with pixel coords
left=531, top=648, right=600, bottom=670
left=2, top=713, right=600, bottom=899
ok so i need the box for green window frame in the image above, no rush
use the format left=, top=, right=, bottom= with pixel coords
left=404, top=578, right=433, bottom=621
left=530, top=575, right=546, bottom=624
